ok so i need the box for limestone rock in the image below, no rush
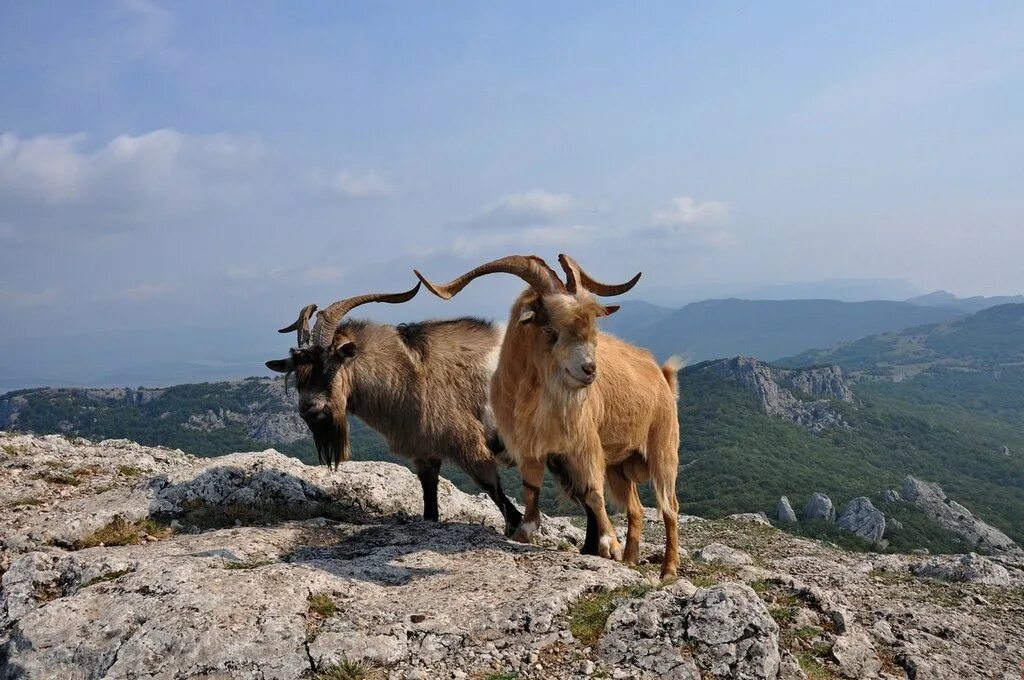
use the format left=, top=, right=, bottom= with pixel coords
left=704, top=357, right=853, bottom=434
left=693, top=543, right=754, bottom=567
left=598, top=581, right=780, bottom=680
left=776, top=496, right=797, bottom=523
left=831, top=627, right=882, bottom=678
left=837, top=497, right=886, bottom=543
left=880, top=489, right=901, bottom=503
left=902, top=476, right=1021, bottom=555
left=911, top=553, right=1012, bottom=586
left=726, top=512, right=771, bottom=526
left=804, top=493, right=836, bottom=522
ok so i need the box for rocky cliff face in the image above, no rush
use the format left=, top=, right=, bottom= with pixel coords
left=0, top=379, right=310, bottom=446
left=704, top=357, right=853, bottom=433
left=2, top=433, right=1023, bottom=679
left=901, top=476, right=1022, bottom=556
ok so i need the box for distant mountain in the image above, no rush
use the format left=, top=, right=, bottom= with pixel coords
left=779, top=302, right=1024, bottom=379
left=736, top=277, right=921, bottom=302
left=906, top=290, right=1024, bottom=314
left=615, top=298, right=962, bottom=362
left=597, top=300, right=674, bottom=338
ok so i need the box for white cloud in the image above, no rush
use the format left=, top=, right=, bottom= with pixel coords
left=301, top=265, right=345, bottom=283
left=464, top=189, right=573, bottom=228
left=116, top=282, right=175, bottom=301
left=0, top=287, right=59, bottom=308
left=651, top=196, right=729, bottom=227
left=0, top=129, right=264, bottom=228
left=453, top=224, right=597, bottom=256
left=224, top=264, right=344, bottom=284
left=318, top=170, right=395, bottom=198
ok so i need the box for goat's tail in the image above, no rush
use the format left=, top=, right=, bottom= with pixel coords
left=661, top=355, right=685, bottom=401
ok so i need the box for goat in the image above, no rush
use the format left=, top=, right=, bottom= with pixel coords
left=416, top=255, right=682, bottom=577
left=265, top=284, right=522, bottom=536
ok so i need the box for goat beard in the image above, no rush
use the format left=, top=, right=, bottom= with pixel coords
left=310, top=417, right=351, bottom=468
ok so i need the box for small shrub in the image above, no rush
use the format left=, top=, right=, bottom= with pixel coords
left=797, top=651, right=839, bottom=680
left=308, top=592, right=338, bottom=618
left=768, top=605, right=796, bottom=623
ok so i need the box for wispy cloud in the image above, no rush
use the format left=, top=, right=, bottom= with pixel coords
left=453, top=224, right=597, bottom=256
left=0, top=287, right=60, bottom=308
left=317, top=170, right=396, bottom=199
left=463, top=189, right=573, bottom=229
left=116, top=282, right=176, bottom=301
left=0, top=129, right=264, bottom=229
left=651, top=196, right=729, bottom=227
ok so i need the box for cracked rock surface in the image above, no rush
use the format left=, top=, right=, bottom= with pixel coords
left=3, top=433, right=1024, bottom=679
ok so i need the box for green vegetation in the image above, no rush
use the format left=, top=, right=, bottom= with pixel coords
left=567, top=583, right=657, bottom=646
left=73, top=516, right=172, bottom=549
left=81, top=567, right=136, bottom=587
left=308, top=592, right=338, bottom=618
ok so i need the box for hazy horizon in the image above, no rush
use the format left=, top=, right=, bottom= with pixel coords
left=2, top=2, right=1023, bottom=389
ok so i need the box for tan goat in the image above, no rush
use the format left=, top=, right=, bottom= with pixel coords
left=416, top=255, right=682, bottom=577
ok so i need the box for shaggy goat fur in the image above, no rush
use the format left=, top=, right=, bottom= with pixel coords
left=269, top=316, right=521, bottom=535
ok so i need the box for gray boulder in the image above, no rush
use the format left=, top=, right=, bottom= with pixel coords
left=693, top=543, right=754, bottom=568
left=725, top=512, right=771, bottom=526
left=880, top=489, right=901, bottom=503
left=776, top=496, right=797, bottom=523
left=836, top=497, right=886, bottom=543
left=911, top=552, right=1012, bottom=586
left=803, top=493, right=836, bottom=522
left=598, top=581, right=781, bottom=679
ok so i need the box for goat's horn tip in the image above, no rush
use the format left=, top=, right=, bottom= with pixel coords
left=413, top=270, right=452, bottom=299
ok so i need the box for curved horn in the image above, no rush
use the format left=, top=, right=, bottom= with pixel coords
left=311, top=281, right=422, bottom=347
left=557, top=254, right=641, bottom=296
left=277, top=303, right=318, bottom=346
left=415, top=255, right=565, bottom=301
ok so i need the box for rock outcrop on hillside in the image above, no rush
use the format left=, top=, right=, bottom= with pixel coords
left=0, top=379, right=310, bottom=446
left=837, top=497, right=886, bottom=543
left=704, top=357, right=853, bottom=433
left=803, top=492, right=836, bottom=522
left=901, top=476, right=1022, bottom=555
left=776, top=496, right=797, bottom=523
left=2, top=433, right=1024, bottom=679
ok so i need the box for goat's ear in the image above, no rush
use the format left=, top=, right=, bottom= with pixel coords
left=266, top=358, right=294, bottom=373
left=597, top=305, right=620, bottom=317
left=518, top=309, right=536, bottom=324
left=336, top=341, right=357, bottom=362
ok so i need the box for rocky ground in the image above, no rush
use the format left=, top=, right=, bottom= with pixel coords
left=2, top=433, right=1023, bottom=679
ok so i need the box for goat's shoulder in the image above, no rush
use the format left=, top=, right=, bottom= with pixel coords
left=395, top=317, right=498, bottom=356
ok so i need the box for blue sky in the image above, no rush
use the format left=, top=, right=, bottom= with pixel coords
left=1, top=1, right=1022, bottom=386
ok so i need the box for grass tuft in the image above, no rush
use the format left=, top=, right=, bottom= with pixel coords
left=117, top=465, right=144, bottom=478
left=797, top=651, right=840, bottom=680
left=313, top=659, right=384, bottom=680
left=73, top=515, right=172, bottom=549
left=82, top=567, right=136, bottom=587
left=308, top=592, right=338, bottom=618
left=567, top=582, right=656, bottom=646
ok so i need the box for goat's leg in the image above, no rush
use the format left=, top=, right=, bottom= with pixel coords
left=607, top=466, right=644, bottom=564
left=463, top=457, right=523, bottom=537
left=547, top=454, right=599, bottom=554
left=512, top=458, right=545, bottom=544
left=414, top=458, right=442, bottom=522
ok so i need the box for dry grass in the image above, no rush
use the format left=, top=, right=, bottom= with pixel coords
left=313, top=659, right=384, bottom=680
left=566, top=582, right=657, bottom=646
left=73, top=515, right=172, bottom=549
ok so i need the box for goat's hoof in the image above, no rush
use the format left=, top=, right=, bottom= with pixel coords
left=511, top=529, right=532, bottom=544
left=598, top=534, right=623, bottom=561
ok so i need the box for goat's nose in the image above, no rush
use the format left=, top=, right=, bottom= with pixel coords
left=581, top=361, right=597, bottom=377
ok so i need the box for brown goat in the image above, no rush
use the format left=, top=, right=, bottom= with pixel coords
left=416, top=255, right=682, bottom=577
left=266, top=284, right=522, bottom=535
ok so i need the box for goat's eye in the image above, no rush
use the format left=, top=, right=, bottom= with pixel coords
left=542, top=326, right=559, bottom=342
